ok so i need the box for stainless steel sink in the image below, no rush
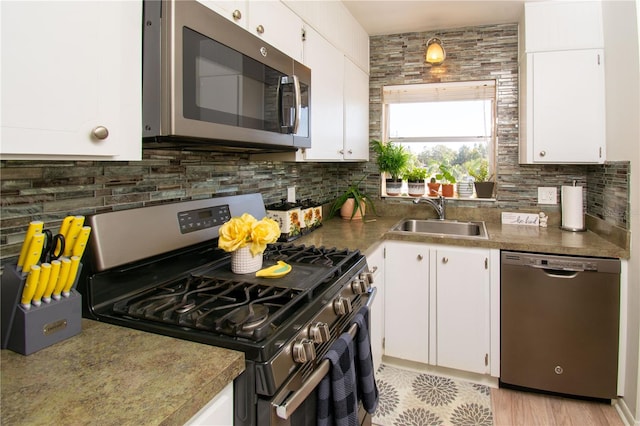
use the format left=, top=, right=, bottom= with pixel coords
left=390, top=219, right=488, bottom=240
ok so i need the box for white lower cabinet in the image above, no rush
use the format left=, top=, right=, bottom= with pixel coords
left=434, top=246, right=491, bottom=374
left=367, top=243, right=385, bottom=372
left=383, top=241, right=494, bottom=375
left=384, top=241, right=430, bottom=364
left=185, top=381, right=233, bottom=426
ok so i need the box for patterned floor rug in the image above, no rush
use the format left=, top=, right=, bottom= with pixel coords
left=372, top=364, right=494, bottom=426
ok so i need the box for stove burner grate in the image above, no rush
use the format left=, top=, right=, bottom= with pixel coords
left=112, top=275, right=304, bottom=341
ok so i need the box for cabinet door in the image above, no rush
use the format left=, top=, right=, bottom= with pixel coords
left=301, top=27, right=345, bottom=161
left=1, top=1, right=141, bottom=160
left=197, top=0, right=246, bottom=26
left=384, top=242, right=429, bottom=364
left=343, top=58, right=370, bottom=161
left=185, top=382, right=233, bottom=425
left=248, top=1, right=304, bottom=62
left=528, top=50, right=605, bottom=163
left=366, top=244, right=385, bottom=372
left=435, top=247, right=490, bottom=374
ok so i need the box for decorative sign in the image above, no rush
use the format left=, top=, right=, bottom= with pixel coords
left=501, top=212, right=540, bottom=226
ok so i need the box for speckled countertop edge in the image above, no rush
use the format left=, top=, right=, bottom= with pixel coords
left=1, top=319, right=245, bottom=426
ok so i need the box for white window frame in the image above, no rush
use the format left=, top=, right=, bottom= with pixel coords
left=380, top=80, right=497, bottom=198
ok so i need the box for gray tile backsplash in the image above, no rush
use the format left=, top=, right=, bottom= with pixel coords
left=0, top=23, right=629, bottom=261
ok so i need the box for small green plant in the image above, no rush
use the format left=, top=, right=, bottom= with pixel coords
left=467, top=159, right=493, bottom=182
left=404, top=167, right=428, bottom=182
left=371, top=140, right=410, bottom=181
left=435, top=164, right=457, bottom=184
left=328, top=175, right=378, bottom=220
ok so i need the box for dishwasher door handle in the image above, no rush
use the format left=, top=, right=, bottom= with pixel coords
left=538, top=268, right=580, bottom=279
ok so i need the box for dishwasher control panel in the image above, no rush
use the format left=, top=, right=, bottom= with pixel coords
left=501, top=251, right=620, bottom=273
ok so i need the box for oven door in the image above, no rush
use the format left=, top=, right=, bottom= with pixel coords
left=162, top=0, right=310, bottom=148
left=264, top=288, right=376, bottom=426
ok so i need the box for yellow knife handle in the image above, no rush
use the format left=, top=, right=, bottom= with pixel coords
left=17, top=221, right=44, bottom=269
left=63, top=216, right=85, bottom=257
left=52, top=258, right=71, bottom=300
left=42, top=260, right=61, bottom=303
left=21, top=265, right=41, bottom=309
left=22, top=233, right=45, bottom=275
left=72, top=226, right=91, bottom=258
left=32, top=262, right=51, bottom=306
left=62, top=256, right=81, bottom=297
left=57, top=216, right=75, bottom=253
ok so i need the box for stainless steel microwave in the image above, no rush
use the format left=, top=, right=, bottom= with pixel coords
left=142, top=0, right=311, bottom=152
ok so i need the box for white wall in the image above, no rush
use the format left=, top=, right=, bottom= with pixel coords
left=602, top=0, right=640, bottom=423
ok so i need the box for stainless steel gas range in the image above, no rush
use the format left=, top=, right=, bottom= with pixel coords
left=77, top=194, right=375, bottom=425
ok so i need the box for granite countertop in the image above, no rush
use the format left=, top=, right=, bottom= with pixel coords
left=295, top=214, right=629, bottom=259
left=1, top=319, right=244, bottom=426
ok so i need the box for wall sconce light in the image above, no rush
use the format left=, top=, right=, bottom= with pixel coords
left=425, top=37, right=446, bottom=66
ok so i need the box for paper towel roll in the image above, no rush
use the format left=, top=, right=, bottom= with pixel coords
left=561, top=185, right=585, bottom=231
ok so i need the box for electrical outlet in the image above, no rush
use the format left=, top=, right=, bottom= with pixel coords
left=287, top=186, right=296, bottom=203
left=538, top=187, right=557, bottom=205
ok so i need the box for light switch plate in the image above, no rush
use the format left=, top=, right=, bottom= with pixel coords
left=287, top=186, right=296, bottom=203
left=538, top=187, right=557, bottom=204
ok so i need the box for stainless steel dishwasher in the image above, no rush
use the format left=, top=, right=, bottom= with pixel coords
left=500, top=251, right=620, bottom=400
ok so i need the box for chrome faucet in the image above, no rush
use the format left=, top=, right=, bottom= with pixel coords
left=414, top=195, right=446, bottom=220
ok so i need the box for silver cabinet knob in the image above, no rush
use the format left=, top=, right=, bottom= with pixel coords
left=539, top=150, right=546, bottom=157
left=256, top=24, right=264, bottom=34
left=92, top=126, right=109, bottom=140
left=232, top=9, right=242, bottom=20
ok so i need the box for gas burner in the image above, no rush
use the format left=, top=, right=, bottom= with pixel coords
left=226, top=304, right=270, bottom=331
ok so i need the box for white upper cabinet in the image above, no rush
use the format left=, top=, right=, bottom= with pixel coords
left=524, top=1, right=604, bottom=52
left=1, top=1, right=142, bottom=160
left=198, top=1, right=303, bottom=62
left=519, top=0, right=606, bottom=164
left=299, top=27, right=345, bottom=160
left=343, top=58, right=370, bottom=161
left=247, top=1, right=304, bottom=62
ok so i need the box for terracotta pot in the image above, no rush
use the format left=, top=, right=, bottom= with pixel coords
left=340, top=198, right=365, bottom=220
left=407, top=181, right=426, bottom=197
left=474, top=182, right=495, bottom=198
left=385, top=179, right=403, bottom=196
left=427, top=182, right=441, bottom=196
left=441, top=183, right=455, bottom=198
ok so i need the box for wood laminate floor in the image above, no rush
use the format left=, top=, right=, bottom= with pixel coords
left=491, top=387, right=624, bottom=426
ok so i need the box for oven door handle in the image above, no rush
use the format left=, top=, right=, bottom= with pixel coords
left=273, top=287, right=377, bottom=420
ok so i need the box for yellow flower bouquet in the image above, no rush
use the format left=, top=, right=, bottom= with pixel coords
left=218, top=213, right=281, bottom=256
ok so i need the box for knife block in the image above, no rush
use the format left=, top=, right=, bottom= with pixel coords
left=1, top=264, right=82, bottom=355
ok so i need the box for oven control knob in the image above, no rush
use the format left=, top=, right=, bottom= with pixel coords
left=308, top=322, right=330, bottom=343
left=350, top=278, right=369, bottom=294
left=360, top=271, right=374, bottom=285
left=292, top=338, right=316, bottom=363
left=333, top=296, right=352, bottom=316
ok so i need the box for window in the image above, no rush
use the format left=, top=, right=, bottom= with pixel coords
left=381, top=80, right=496, bottom=197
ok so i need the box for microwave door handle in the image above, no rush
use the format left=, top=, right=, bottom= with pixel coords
left=292, top=75, right=301, bottom=134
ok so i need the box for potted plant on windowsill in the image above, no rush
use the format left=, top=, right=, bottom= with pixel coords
left=468, top=159, right=495, bottom=198
left=405, top=167, right=427, bottom=197
left=372, top=140, right=410, bottom=196
left=436, top=164, right=457, bottom=198
left=328, top=175, right=378, bottom=220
